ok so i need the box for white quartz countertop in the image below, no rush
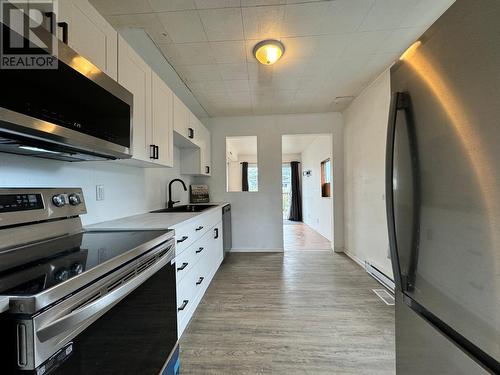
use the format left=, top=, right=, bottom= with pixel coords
left=86, top=203, right=228, bottom=231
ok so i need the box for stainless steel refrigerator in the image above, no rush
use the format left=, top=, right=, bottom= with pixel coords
left=386, top=0, right=500, bottom=373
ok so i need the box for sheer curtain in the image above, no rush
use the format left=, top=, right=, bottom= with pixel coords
left=288, top=161, right=302, bottom=221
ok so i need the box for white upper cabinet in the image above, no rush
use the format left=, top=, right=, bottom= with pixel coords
left=118, top=36, right=173, bottom=168
left=151, top=71, right=174, bottom=167
left=57, top=0, right=118, bottom=80
left=173, top=95, right=190, bottom=140
left=117, top=35, right=151, bottom=163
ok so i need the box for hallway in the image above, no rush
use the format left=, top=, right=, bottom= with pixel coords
left=283, top=221, right=332, bottom=251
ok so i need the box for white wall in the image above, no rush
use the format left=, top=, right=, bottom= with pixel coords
left=343, top=70, right=393, bottom=278
left=203, top=113, right=344, bottom=252
left=301, top=135, right=333, bottom=242
left=282, top=153, right=301, bottom=163
left=0, top=148, right=193, bottom=226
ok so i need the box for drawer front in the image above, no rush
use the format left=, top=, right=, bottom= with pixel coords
left=176, top=268, right=197, bottom=329
left=174, top=209, right=222, bottom=254
left=175, top=228, right=212, bottom=282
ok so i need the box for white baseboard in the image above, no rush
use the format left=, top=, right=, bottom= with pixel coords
left=230, top=248, right=284, bottom=253
left=343, top=248, right=366, bottom=268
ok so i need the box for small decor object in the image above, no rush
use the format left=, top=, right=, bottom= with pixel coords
left=190, top=185, right=209, bottom=203
left=303, top=170, right=312, bottom=177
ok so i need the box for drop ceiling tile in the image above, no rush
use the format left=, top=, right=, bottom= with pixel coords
left=241, top=0, right=285, bottom=6
left=107, top=13, right=173, bottom=43
left=148, top=0, right=196, bottom=12
left=199, top=8, right=244, bottom=41
left=281, top=2, right=330, bottom=37
left=225, top=79, right=251, bottom=93
left=379, top=27, right=421, bottom=54
left=89, top=0, right=152, bottom=15
left=180, top=64, right=222, bottom=82
left=359, top=0, right=414, bottom=31
left=158, top=11, right=207, bottom=43
left=210, top=41, right=247, bottom=63
left=218, top=63, right=249, bottom=80
left=400, top=0, right=455, bottom=28
left=195, top=0, right=241, bottom=9
left=342, top=30, right=393, bottom=56
left=242, top=5, right=285, bottom=40
left=202, top=80, right=229, bottom=93
left=164, top=42, right=215, bottom=65
left=320, top=0, right=374, bottom=34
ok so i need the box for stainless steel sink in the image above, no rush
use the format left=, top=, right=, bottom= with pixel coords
left=150, top=205, right=216, bottom=213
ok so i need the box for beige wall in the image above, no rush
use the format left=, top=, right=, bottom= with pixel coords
left=343, top=69, right=393, bottom=278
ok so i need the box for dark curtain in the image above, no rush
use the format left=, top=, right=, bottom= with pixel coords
left=289, top=161, right=302, bottom=221
left=241, top=162, right=249, bottom=191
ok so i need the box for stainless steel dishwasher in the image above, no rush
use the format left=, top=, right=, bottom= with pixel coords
left=222, top=204, right=232, bottom=259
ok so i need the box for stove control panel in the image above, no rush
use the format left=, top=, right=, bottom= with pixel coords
left=0, top=193, right=44, bottom=213
left=0, top=188, right=87, bottom=228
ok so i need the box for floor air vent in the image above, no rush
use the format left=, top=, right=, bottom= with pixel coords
left=373, top=289, right=395, bottom=306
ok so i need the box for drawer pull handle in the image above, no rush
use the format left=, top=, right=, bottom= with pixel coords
left=178, top=300, right=189, bottom=311
left=214, top=228, right=219, bottom=239
left=196, top=277, right=205, bottom=285
left=177, top=236, right=188, bottom=243
left=196, top=247, right=204, bottom=254
left=195, top=226, right=204, bottom=231
left=177, top=262, right=188, bottom=271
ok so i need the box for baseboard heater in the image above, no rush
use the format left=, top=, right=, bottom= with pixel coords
left=365, top=262, right=395, bottom=292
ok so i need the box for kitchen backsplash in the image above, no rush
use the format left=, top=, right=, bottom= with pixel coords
left=0, top=147, right=194, bottom=225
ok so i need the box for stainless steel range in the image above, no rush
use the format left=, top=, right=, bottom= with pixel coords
left=0, top=188, right=179, bottom=374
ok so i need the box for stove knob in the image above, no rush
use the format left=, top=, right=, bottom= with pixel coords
left=71, top=263, right=83, bottom=275
left=52, top=194, right=66, bottom=207
left=55, top=269, right=70, bottom=282
left=68, top=194, right=81, bottom=206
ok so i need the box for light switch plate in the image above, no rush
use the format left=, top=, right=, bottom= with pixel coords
left=96, top=185, right=105, bottom=201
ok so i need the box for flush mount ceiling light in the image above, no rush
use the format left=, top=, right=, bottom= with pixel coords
left=253, top=40, right=285, bottom=66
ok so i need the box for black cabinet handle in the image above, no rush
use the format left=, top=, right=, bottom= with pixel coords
left=196, top=247, right=204, bottom=254
left=155, top=145, right=159, bottom=159
left=177, top=262, right=188, bottom=271
left=196, top=277, right=204, bottom=285
left=57, top=22, right=68, bottom=44
left=178, top=300, right=189, bottom=311
left=188, top=128, right=194, bottom=139
left=214, top=228, right=219, bottom=239
left=205, top=166, right=210, bottom=174
left=44, top=12, right=56, bottom=34
left=177, top=236, right=188, bottom=243
left=195, top=225, right=204, bottom=231
left=150, top=144, right=155, bottom=159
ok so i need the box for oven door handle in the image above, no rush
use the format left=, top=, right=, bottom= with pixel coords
left=36, top=244, right=174, bottom=343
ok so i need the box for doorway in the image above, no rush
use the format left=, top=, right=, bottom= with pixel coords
left=282, top=134, right=333, bottom=251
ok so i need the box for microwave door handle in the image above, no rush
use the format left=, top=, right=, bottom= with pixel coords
left=36, top=248, right=172, bottom=343
left=386, top=91, right=421, bottom=293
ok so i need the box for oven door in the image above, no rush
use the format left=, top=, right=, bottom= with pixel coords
left=28, top=239, right=178, bottom=374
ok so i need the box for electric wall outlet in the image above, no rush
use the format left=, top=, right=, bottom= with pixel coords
left=96, top=185, right=105, bottom=201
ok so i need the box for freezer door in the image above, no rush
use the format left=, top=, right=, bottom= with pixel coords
left=387, top=0, right=500, bottom=368
left=395, top=294, right=488, bottom=375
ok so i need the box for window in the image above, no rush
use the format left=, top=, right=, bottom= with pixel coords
left=321, top=158, right=332, bottom=197
left=247, top=164, right=258, bottom=192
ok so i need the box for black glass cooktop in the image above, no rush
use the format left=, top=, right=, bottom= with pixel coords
left=0, top=230, right=171, bottom=296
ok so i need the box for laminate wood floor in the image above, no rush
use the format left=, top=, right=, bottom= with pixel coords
left=283, top=221, right=332, bottom=251
left=179, top=252, right=395, bottom=375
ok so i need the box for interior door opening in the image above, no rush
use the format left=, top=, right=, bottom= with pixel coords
left=282, top=134, right=333, bottom=252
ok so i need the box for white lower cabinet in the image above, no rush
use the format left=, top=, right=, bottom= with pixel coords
left=174, top=210, right=224, bottom=337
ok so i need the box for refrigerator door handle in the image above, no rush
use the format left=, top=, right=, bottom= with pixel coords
left=386, top=91, right=421, bottom=293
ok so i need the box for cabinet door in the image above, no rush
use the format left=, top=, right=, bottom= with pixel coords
left=66, top=0, right=118, bottom=80
left=188, top=112, right=201, bottom=146
left=173, top=95, right=189, bottom=138
left=199, top=123, right=211, bottom=176
left=118, top=36, right=151, bottom=162
left=151, top=71, right=174, bottom=167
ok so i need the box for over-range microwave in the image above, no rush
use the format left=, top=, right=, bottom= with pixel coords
left=0, top=17, right=133, bottom=161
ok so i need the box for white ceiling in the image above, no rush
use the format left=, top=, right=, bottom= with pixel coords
left=90, top=0, right=455, bottom=117
left=282, top=134, right=322, bottom=154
